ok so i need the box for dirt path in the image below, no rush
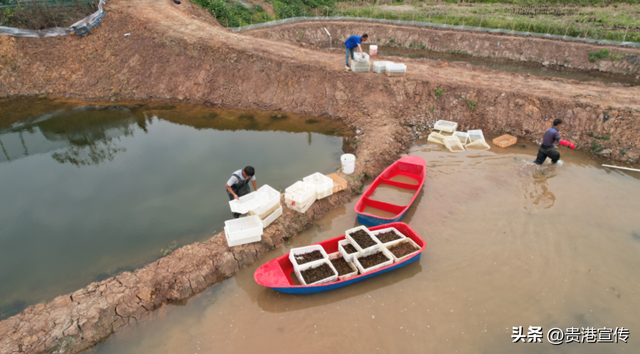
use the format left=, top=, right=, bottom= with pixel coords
left=1, top=0, right=640, bottom=353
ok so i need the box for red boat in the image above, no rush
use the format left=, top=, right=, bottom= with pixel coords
left=254, top=222, right=425, bottom=294
left=355, top=156, right=426, bottom=226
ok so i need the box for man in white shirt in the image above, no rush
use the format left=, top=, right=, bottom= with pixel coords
left=225, top=166, right=258, bottom=218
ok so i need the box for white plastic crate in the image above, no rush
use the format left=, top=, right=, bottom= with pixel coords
left=284, top=181, right=316, bottom=207
left=302, top=172, right=334, bottom=200
left=289, top=244, right=329, bottom=270
left=467, top=129, right=485, bottom=143
left=328, top=252, right=358, bottom=281
left=370, top=227, right=407, bottom=248
left=285, top=195, right=315, bottom=213
left=466, top=129, right=491, bottom=150
left=385, top=63, right=406, bottom=77
left=248, top=184, right=281, bottom=219
left=294, top=259, right=339, bottom=286
left=351, top=60, right=370, bottom=72
left=443, top=136, right=465, bottom=153
left=373, top=61, right=393, bottom=73
left=433, top=120, right=458, bottom=133
left=261, top=205, right=282, bottom=228
left=427, top=131, right=446, bottom=145
left=354, top=247, right=394, bottom=274
left=345, top=225, right=381, bottom=256
left=224, top=215, right=264, bottom=247
left=453, top=131, right=470, bottom=145
left=466, top=139, right=491, bottom=150
left=353, top=52, right=370, bottom=62
left=387, top=238, right=421, bottom=263
left=338, top=239, right=360, bottom=262
left=229, top=192, right=268, bottom=215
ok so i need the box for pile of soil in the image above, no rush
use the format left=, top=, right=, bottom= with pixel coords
left=375, top=231, right=401, bottom=243
left=350, top=230, right=377, bottom=249
left=358, top=251, right=390, bottom=269
left=343, top=243, right=358, bottom=254
left=330, top=257, right=355, bottom=276
left=301, top=263, right=335, bottom=284
left=294, top=250, right=324, bottom=265
left=388, top=241, right=419, bottom=259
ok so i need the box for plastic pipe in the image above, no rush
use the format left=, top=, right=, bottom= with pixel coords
left=324, top=27, right=332, bottom=49
left=602, top=164, right=640, bottom=173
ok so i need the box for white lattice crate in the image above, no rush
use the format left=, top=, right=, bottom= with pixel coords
left=387, top=238, right=422, bottom=263
left=385, top=63, right=406, bottom=77
left=427, top=131, right=446, bottom=145
left=443, top=136, right=465, bottom=152
left=354, top=247, right=394, bottom=274
left=373, top=61, right=393, bottom=73
left=338, top=239, right=360, bottom=262
left=354, top=52, right=369, bottom=61
left=284, top=181, right=315, bottom=206
left=467, top=129, right=485, bottom=143
left=345, top=225, right=381, bottom=256
left=289, top=244, right=329, bottom=270
left=302, top=172, right=334, bottom=200
left=453, top=131, right=470, bottom=145
left=229, top=191, right=268, bottom=215
left=248, top=184, right=281, bottom=219
left=224, top=215, right=264, bottom=247
left=285, top=195, right=315, bottom=213
left=351, top=60, right=370, bottom=72
left=433, top=120, right=458, bottom=133
left=294, top=259, right=339, bottom=286
left=328, top=252, right=358, bottom=281
left=370, top=227, right=407, bottom=248
left=466, top=129, right=491, bottom=150
left=261, top=205, right=282, bottom=228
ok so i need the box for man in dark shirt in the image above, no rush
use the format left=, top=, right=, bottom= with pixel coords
left=344, top=34, right=368, bottom=70
left=533, top=119, right=575, bottom=165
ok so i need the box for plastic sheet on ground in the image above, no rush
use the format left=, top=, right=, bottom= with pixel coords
left=0, top=0, right=105, bottom=38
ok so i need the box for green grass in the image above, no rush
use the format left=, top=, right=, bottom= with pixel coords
left=588, top=49, right=610, bottom=62
left=434, top=88, right=444, bottom=98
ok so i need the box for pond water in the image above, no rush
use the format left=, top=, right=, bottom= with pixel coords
left=0, top=98, right=353, bottom=320
left=90, top=138, right=640, bottom=354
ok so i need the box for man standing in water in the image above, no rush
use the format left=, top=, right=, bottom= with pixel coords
left=344, top=34, right=368, bottom=71
left=225, top=166, right=258, bottom=218
left=533, top=119, right=575, bottom=165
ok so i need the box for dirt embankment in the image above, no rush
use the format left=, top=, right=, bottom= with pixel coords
left=1, top=0, right=640, bottom=353
left=247, top=20, right=640, bottom=78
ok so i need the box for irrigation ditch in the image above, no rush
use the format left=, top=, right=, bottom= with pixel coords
left=1, top=0, right=640, bottom=353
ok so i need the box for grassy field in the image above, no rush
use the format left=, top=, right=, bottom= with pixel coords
left=189, top=0, right=639, bottom=43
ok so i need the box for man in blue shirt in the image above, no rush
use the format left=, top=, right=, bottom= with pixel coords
left=344, top=34, right=368, bottom=70
left=533, top=119, right=575, bottom=165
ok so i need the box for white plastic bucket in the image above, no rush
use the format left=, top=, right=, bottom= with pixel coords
left=341, top=154, right=355, bottom=174
left=369, top=45, right=378, bottom=56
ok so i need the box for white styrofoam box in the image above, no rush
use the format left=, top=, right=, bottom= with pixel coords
left=433, top=120, right=458, bottom=133
left=443, top=136, right=465, bottom=153
left=302, top=172, right=334, bottom=200
left=261, top=205, right=282, bottom=228
left=354, top=247, right=394, bottom=274
left=467, top=129, right=485, bottom=143
left=294, top=259, right=339, bottom=286
left=285, top=195, right=315, bottom=213
left=224, top=215, right=264, bottom=247
left=338, top=239, right=360, bottom=262
left=229, top=191, right=268, bottom=214
left=387, top=238, right=422, bottom=263
left=345, top=225, right=381, bottom=256
left=289, top=244, right=329, bottom=270
left=453, top=131, right=470, bottom=145
left=370, top=227, right=407, bottom=248
left=353, top=52, right=370, bottom=62
left=350, top=60, right=370, bottom=72
left=427, top=131, right=446, bottom=145
left=373, top=61, right=393, bottom=73
left=284, top=181, right=316, bottom=207
left=328, top=252, right=358, bottom=281
left=248, top=184, right=281, bottom=219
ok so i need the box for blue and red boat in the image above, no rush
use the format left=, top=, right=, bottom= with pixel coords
left=354, top=156, right=426, bottom=226
left=254, top=222, right=425, bottom=294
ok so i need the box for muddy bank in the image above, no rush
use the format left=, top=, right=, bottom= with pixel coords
left=1, top=0, right=640, bottom=352
left=246, top=20, right=640, bottom=78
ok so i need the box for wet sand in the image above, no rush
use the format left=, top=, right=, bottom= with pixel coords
left=91, top=140, right=640, bottom=354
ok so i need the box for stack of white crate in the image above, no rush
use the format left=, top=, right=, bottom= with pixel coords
left=302, top=172, right=334, bottom=200
left=351, top=52, right=371, bottom=72
left=248, top=185, right=282, bottom=228
left=284, top=181, right=316, bottom=213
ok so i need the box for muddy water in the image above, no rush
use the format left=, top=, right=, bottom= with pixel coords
left=368, top=184, right=416, bottom=206
left=0, top=98, right=353, bottom=320
left=389, top=174, right=419, bottom=185
left=91, top=139, right=640, bottom=354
